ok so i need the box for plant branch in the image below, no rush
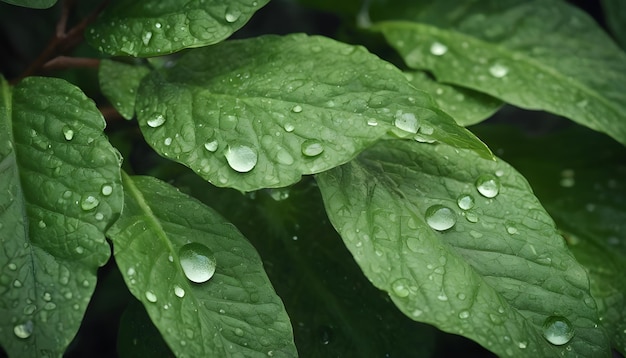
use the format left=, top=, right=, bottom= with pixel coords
left=43, top=56, right=100, bottom=71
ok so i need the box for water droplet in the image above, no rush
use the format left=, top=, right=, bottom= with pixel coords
left=225, top=144, right=257, bottom=172
left=437, top=293, right=448, bottom=301
left=225, top=9, right=241, bottom=23
left=518, top=341, right=527, bottom=349
left=430, top=42, right=448, bottom=56
left=179, top=243, right=217, bottom=283
left=301, top=140, right=324, bottom=157
left=75, top=246, right=84, bottom=254
left=234, top=328, right=244, bottom=336
left=204, top=140, right=218, bottom=152
left=425, top=205, right=456, bottom=231
left=7, top=263, right=16, bottom=270
left=283, top=123, right=295, bottom=132
left=127, top=267, right=135, bottom=276
left=394, top=111, right=419, bottom=133
left=155, top=22, right=162, bottom=29
left=506, top=223, right=518, bottom=235
left=62, top=126, right=74, bottom=141
left=142, top=31, right=153, bottom=45
left=13, top=321, right=33, bottom=339
left=80, top=195, right=99, bottom=211
left=489, top=63, right=509, bottom=78
left=147, top=114, right=165, bottom=128
left=465, top=211, right=479, bottom=223
left=391, top=278, right=411, bottom=298
left=291, top=105, right=303, bottom=113
left=456, top=194, right=475, bottom=210
left=38, top=220, right=46, bottom=228
left=174, top=285, right=185, bottom=298
left=164, top=137, right=172, bottom=146
left=145, top=291, right=157, bottom=303
left=542, top=316, right=574, bottom=345
left=459, top=310, right=470, bottom=319
left=101, top=184, right=113, bottom=196
left=367, top=119, right=378, bottom=126
left=475, top=174, right=500, bottom=198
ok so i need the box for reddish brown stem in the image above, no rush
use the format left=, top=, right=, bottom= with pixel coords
left=43, top=56, right=100, bottom=71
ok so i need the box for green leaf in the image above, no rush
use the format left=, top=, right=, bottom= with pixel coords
left=0, top=76, right=123, bottom=357
left=99, top=60, right=151, bottom=120
left=85, top=0, right=269, bottom=57
left=0, top=0, right=56, bottom=9
left=316, top=139, right=610, bottom=357
left=106, top=173, right=297, bottom=357
left=472, top=123, right=626, bottom=355
left=404, top=71, right=502, bottom=126
left=136, top=34, right=491, bottom=192
left=601, top=0, right=626, bottom=49
left=371, top=0, right=626, bottom=146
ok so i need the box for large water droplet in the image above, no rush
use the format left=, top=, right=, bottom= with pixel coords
left=457, top=194, right=475, bottom=210
left=542, top=316, right=574, bottom=345
left=430, top=42, right=448, bottom=56
left=179, top=243, right=216, bottom=283
left=475, top=174, right=500, bottom=198
left=13, top=321, right=33, bottom=339
left=394, top=112, right=419, bottom=133
left=425, top=205, right=456, bottom=231
left=147, top=114, right=166, bottom=128
left=301, top=140, right=324, bottom=157
left=225, top=144, right=257, bottom=172
left=489, top=63, right=509, bottom=78
left=391, top=278, right=411, bottom=298
left=62, top=126, right=74, bottom=141
left=80, top=195, right=99, bottom=211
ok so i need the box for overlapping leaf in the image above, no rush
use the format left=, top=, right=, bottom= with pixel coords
left=136, top=33, right=491, bottom=191
left=106, top=174, right=297, bottom=357
left=86, top=0, right=269, bottom=57
left=371, top=0, right=626, bottom=146
left=316, top=139, right=610, bottom=357
left=0, top=76, right=123, bottom=357
left=99, top=60, right=151, bottom=120
left=0, top=0, right=55, bottom=9
left=601, top=0, right=626, bottom=49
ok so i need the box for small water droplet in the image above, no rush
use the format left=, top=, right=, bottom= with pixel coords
left=147, top=114, right=166, bottom=128
left=155, top=22, right=162, bottom=29
left=75, top=246, right=84, bottom=254
left=367, top=119, right=378, bottom=126
left=80, top=195, right=99, bottom=211
left=174, top=285, right=185, bottom=298
left=38, top=220, right=46, bottom=228
left=283, top=123, right=295, bottom=132
left=425, top=205, right=456, bottom=231
left=204, top=140, right=218, bottom=152
left=437, top=293, right=448, bottom=301
left=225, top=144, right=257, bottom=172
left=142, top=31, right=153, bottom=45
left=164, top=137, right=172, bottom=146
left=475, top=174, right=500, bottom=198
left=234, top=328, right=244, bottom=336
left=13, top=321, right=33, bottom=339
left=459, top=310, right=470, bottom=319
left=518, top=341, right=527, bottom=349
left=301, top=140, right=324, bottom=157
left=430, top=42, right=448, bottom=56
left=7, top=263, right=17, bottom=270
left=145, top=291, right=157, bottom=303
left=391, top=278, right=411, bottom=298
left=179, top=243, right=217, bottom=283
left=127, top=267, right=136, bottom=276
left=542, top=316, right=574, bottom=345
left=506, top=224, right=518, bottom=235
left=456, top=194, right=475, bottom=210
left=489, top=63, right=509, bottom=78
left=225, top=9, right=241, bottom=23
left=291, top=105, right=303, bottom=113
left=62, top=126, right=74, bottom=141
left=394, top=111, right=419, bottom=133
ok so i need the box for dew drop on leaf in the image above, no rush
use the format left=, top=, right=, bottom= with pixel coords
left=542, top=316, right=575, bottom=345
left=283, top=123, right=295, bottom=132
left=225, top=144, right=257, bottom=172
left=391, top=278, right=411, bottom=298
left=13, top=320, right=33, bottom=339
left=458, top=310, right=470, bottom=319
left=489, top=63, right=509, bottom=78
left=291, top=105, right=303, bottom=113
left=101, top=184, right=113, bottom=196
left=456, top=194, right=475, bottom=210
left=145, top=291, right=157, bottom=302
left=204, top=140, right=218, bottom=152
left=179, top=243, right=217, bottom=283
left=394, top=111, right=419, bottom=133
left=224, top=8, right=241, bottom=23
left=430, top=42, right=448, bottom=56
left=174, top=285, right=185, bottom=298
left=301, top=140, right=324, bottom=157
left=475, top=174, right=501, bottom=198
left=62, top=126, right=74, bottom=141
left=147, top=114, right=166, bottom=128
left=234, top=328, right=244, bottom=337
left=80, top=195, right=99, bottom=211
left=425, top=205, right=456, bottom=231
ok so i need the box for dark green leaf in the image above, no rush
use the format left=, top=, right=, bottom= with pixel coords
left=405, top=71, right=502, bottom=126
left=0, top=0, right=56, bottom=9
left=472, top=123, right=626, bottom=355
left=86, top=0, right=269, bottom=57
left=99, top=60, right=151, bottom=120
left=136, top=34, right=491, bottom=191
left=0, top=76, right=123, bottom=357
left=316, top=139, right=610, bottom=357
left=601, top=0, right=626, bottom=49
left=106, top=173, right=297, bottom=357
left=371, top=0, right=626, bottom=146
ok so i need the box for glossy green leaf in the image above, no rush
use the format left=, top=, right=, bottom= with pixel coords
left=106, top=173, right=297, bottom=357
left=136, top=34, right=491, bottom=191
left=86, top=0, right=269, bottom=57
left=472, top=123, right=626, bottom=355
left=99, top=60, right=151, bottom=120
left=316, top=139, right=610, bottom=357
left=371, top=0, right=626, bottom=146
left=601, top=0, right=626, bottom=49
left=404, top=71, right=502, bottom=126
left=168, top=173, right=440, bottom=357
left=0, top=76, right=123, bottom=357
left=0, top=0, right=56, bottom=9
